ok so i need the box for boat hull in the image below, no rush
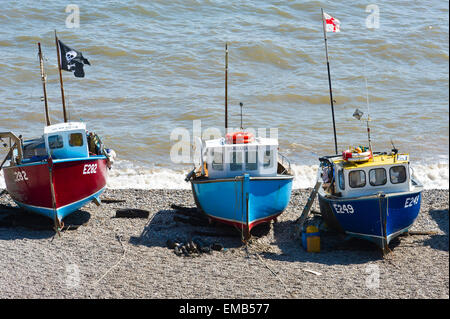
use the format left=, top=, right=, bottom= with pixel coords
left=318, top=189, right=422, bottom=248
left=191, top=174, right=293, bottom=234
left=2, top=156, right=108, bottom=222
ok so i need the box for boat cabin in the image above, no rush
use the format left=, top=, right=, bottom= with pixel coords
left=43, top=122, right=90, bottom=159
left=201, top=136, right=279, bottom=179
left=322, top=153, right=412, bottom=197
left=10, top=122, right=104, bottom=165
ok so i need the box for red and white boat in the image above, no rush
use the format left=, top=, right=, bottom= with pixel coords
left=1, top=123, right=114, bottom=227
left=0, top=41, right=115, bottom=230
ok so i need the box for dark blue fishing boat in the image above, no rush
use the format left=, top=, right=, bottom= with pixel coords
left=314, top=11, right=423, bottom=249
left=318, top=151, right=423, bottom=248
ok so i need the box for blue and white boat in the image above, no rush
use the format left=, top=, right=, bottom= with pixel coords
left=317, top=149, right=423, bottom=249
left=185, top=43, right=293, bottom=238
left=186, top=133, right=294, bottom=238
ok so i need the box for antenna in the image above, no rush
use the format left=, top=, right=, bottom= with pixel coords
left=364, top=76, right=372, bottom=152
left=239, top=102, right=243, bottom=130
left=390, top=138, right=398, bottom=155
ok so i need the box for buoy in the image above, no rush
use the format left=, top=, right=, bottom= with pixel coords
left=225, top=131, right=255, bottom=144
left=342, top=148, right=372, bottom=162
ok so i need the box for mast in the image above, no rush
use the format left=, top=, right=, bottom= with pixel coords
left=55, top=30, right=68, bottom=123
left=321, top=8, right=338, bottom=155
left=225, top=42, right=228, bottom=130
left=38, top=42, right=51, bottom=126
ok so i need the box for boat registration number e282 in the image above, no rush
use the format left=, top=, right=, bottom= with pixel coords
left=14, top=170, right=29, bottom=182
left=333, top=204, right=354, bottom=214
left=83, top=163, right=97, bottom=175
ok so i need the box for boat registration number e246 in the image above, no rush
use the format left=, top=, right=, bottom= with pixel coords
left=404, top=195, right=420, bottom=208
left=333, top=204, right=354, bottom=214
left=83, top=164, right=97, bottom=175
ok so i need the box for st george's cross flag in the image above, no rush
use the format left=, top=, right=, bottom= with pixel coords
left=58, top=40, right=90, bottom=78
left=323, top=12, right=341, bottom=32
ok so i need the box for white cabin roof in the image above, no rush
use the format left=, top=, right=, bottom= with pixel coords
left=204, top=137, right=278, bottom=149
left=44, top=122, right=86, bottom=134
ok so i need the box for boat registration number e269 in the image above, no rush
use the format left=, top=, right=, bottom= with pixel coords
left=404, top=195, right=420, bottom=208
left=333, top=203, right=354, bottom=214
left=14, top=170, right=28, bottom=182
left=83, top=163, right=97, bottom=175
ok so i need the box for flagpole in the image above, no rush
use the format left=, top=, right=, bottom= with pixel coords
left=38, top=42, right=51, bottom=126
left=321, top=8, right=338, bottom=155
left=225, top=42, right=228, bottom=130
left=55, top=30, right=68, bottom=123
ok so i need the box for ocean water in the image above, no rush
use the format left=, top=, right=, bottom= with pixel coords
left=0, top=1, right=448, bottom=189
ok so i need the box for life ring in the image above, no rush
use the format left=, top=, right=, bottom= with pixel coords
left=342, top=149, right=372, bottom=162
left=225, top=131, right=255, bottom=144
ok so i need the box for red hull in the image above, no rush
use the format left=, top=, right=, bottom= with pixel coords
left=207, top=212, right=281, bottom=233
left=2, top=157, right=108, bottom=220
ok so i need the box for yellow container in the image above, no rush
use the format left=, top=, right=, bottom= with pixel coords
left=302, top=225, right=320, bottom=252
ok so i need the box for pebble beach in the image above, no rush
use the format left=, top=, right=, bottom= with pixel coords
left=0, top=188, right=448, bottom=299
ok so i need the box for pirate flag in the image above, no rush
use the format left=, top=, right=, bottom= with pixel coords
left=58, top=40, right=90, bottom=78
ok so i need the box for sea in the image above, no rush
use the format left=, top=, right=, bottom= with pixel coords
left=0, top=1, right=448, bottom=189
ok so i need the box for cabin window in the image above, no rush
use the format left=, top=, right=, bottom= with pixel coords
left=349, top=170, right=366, bottom=188
left=230, top=149, right=244, bottom=171
left=369, top=168, right=387, bottom=186
left=390, top=166, right=407, bottom=184
left=69, top=133, right=84, bottom=147
left=338, top=169, right=345, bottom=190
left=48, top=135, right=63, bottom=149
left=245, top=147, right=258, bottom=171
left=211, top=148, right=223, bottom=170
left=263, top=147, right=273, bottom=168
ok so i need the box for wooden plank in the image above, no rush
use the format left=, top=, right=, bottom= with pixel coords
left=295, top=180, right=322, bottom=230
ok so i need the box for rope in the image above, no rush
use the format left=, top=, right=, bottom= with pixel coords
left=94, top=234, right=126, bottom=285
left=245, top=243, right=297, bottom=298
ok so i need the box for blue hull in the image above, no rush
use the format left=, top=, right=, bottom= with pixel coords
left=191, top=174, right=293, bottom=234
left=13, top=187, right=105, bottom=222
left=319, top=190, right=422, bottom=248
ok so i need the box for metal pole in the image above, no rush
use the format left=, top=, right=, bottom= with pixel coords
left=365, top=76, right=372, bottom=152
left=321, top=8, right=338, bottom=155
left=225, top=42, right=228, bottom=130
left=38, top=43, right=51, bottom=126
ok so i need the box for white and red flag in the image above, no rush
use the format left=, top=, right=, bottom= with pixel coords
left=323, top=12, right=341, bottom=32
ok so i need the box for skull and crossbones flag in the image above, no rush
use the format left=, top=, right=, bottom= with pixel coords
left=57, top=40, right=90, bottom=78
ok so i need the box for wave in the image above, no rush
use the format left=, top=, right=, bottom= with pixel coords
left=106, top=162, right=449, bottom=190
left=1, top=160, right=447, bottom=190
